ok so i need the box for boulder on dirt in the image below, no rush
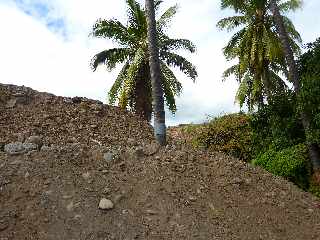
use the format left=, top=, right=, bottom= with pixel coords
left=23, top=143, right=38, bottom=152
left=98, top=198, right=114, bottom=210
left=4, top=142, right=26, bottom=155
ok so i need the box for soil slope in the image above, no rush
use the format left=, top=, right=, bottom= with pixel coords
left=1, top=83, right=320, bottom=240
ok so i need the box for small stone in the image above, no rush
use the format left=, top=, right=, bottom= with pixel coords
left=231, top=177, right=243, bottom=185
left=102, top=186, right=111, bottom=194
left=67, top=201, right=74, bottom=211
left=127, top=138, right=137, bottom=146
left=82, top=172, right=91, bottom=180
left=146, top=209, right=158, bottom=215
left=23, top=143, right=38, bottom=152
left=143, top=142, right=160, bottom=156
left=103, top=152, right=114, bottom=162
left=99, top=198, right=114, bottom=210
left=41, top=145, right=52, bottom=151
left=4, top=142, right=25, bottom=155
left=189, top=196, right=197, bottom=202
left=62, top=195, right=73, bottom=199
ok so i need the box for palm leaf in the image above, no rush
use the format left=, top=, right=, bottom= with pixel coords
left=108, top=63, right=130, bottom=104
left=160, top=51, right=198, bottom=81
left=90, top=48, right=131, bottom=71
left=157, top=4, right=178, bottom=31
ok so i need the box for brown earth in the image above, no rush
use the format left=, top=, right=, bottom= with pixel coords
left=1, top=83, right=320, bottom=240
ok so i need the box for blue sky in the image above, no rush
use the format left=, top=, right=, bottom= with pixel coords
left=0, top=0, right=319, bottom=125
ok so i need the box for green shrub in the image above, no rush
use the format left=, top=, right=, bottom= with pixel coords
left=252, top=144, right=310, bottom=189
left=192, top=113, right=252, bottom=161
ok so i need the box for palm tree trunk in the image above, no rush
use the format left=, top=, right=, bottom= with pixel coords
left=269, top=0, right=320, bottom=170
left=145, top=0, right=166, bottom=145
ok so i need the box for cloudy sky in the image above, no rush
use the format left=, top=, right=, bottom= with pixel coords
left=0, top=0, right=319, bottom=125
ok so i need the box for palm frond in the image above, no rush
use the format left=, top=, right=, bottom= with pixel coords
left=223, top=64, right=240, bottom=81
left=278, top=0, right=303, bottom=12
left=90, top=48, right=131, bottom=71
left=161, top=37, right=196, bottom=53
left=123, top=48, right=146, bottom=98
left=91, top=19, right=135, bottom=46
left=161, top=62, right=183, bottom=96
left=160, top=51, right=198, bottom=81
left=108, top=63, right=130, bottom=105
left=217, top=16, right=248, bottom=31
left=157, top=4, right=178, bottom=31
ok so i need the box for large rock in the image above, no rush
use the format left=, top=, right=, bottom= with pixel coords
left=4, top=142, right=39, bottom=155
left=98, top=198, right=114, bottom=210
left=4, top=142, right=26, bottom=155
left=23, top=143, right=38, bottom=152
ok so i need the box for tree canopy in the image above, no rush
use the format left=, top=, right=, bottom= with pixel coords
left=90, top=0, right=197, bottom=121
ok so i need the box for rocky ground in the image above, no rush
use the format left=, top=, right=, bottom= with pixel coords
left=1, top=83, right=320, bottom=240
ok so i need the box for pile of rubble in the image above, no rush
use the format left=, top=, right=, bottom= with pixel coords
left=1, top=83, right=320, bottom=240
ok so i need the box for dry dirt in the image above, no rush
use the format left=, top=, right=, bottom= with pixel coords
left=1, top=83, right=320, bottom=240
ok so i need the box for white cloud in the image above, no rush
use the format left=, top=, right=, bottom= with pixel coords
left=0, top=0, right=319, bottom=126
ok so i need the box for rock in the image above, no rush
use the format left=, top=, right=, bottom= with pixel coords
left=90, top=103, right=103, bottom=112
left=103, top=152, right=114, bottom=162
left=41, top=145, right=53, bottom=151
left=82, top=172, right=91, bottom=180
left=146, top=209, right=158, bottom=215
left=6, top=95, right=28, bottom=108
left=25, top=135, right=43, bottom=149
left=127, top=138, right=137, bottom=146
left=72, top=96, right=83, bottom=104
left=23, top=143, right=38, bottom=152
left=4, top=142, right=26, bottom=155
left=143, top=142, right=160, bottom=156
left=66, top=201, right=74, bottom=211
left=131, top=146, right=144, bottom=160
left=99, top=198, right=114, bottom=210
left=6, top=98, right=17, bottom=108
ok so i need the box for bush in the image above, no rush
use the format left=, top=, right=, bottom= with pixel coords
left=192, top=113, right=252, bottom=161
left=252, top=144, right=310, bottom=189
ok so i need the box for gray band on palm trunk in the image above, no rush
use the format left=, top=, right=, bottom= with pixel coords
left=154, top=122, right=166, bottom=135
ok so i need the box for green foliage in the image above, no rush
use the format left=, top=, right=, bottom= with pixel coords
left=90, top=0, right=197, bottom=121
left=192, top=113, right=252, bottom=161
left=218, top=0, right=302, bottom=110
left=250, top=91, right=305, bottom=157
left=253, top=144, right=310, bottom=189
left=298, top=38, right=320, bottom=144
left=308, top=182, right=320, bottom=198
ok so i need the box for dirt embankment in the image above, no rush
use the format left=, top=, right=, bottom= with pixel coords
left=1, top=83, right=320, bottom=240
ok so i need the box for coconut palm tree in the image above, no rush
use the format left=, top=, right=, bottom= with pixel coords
left=217, top=0, right=301, bottom=110
left=90, top=0, right=197, bottom=122
left=145, top=0, right=166, bottom=145
left=268, top=0, right=320, bottom=171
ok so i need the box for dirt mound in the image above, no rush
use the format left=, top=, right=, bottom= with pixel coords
left=0, top=83, right=154, bottom=147
left=1, top=84, right=320, bottom=240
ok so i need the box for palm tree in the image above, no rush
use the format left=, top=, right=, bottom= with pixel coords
left=268, top=0, right=320, bottom=171
left=217, top=0, right=301, bottom=110
left=145, top=0, right=166, bottom=145
left=90, top=0, right=197, bottom=122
